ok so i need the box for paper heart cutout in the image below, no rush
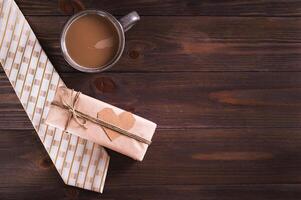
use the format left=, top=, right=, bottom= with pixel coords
left=97, top=108, right=135, bottom=141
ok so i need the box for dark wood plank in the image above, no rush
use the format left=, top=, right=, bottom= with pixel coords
left=14, top=16, right=301, bottom=72
left=1, top=72, right=301, bottom=129
left=78, top=184, right=301, bottom=200
left=15, top=0, right=301, bottom=16
left=2, top=128, right=301, bottom=199
left=108, top=128, right=301, bottom=185
left=3, top=184, right=301, bottom=200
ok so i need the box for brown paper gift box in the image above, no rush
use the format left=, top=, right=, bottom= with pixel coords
left=46, top=86, right=157, bottom=161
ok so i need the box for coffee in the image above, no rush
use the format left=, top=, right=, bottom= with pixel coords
left=65, top=14, right=119, bottom=68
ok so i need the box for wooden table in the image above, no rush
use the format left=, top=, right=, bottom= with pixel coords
left=1, top=0, right=301, bottom=199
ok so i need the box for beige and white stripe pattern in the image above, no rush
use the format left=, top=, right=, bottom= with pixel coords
left=0, top=0, right=109, bottom=193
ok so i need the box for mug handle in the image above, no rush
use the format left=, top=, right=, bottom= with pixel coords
left=119, top=11, right=140, bottom=32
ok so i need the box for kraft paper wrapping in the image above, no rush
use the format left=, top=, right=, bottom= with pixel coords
left=46, top=87, right=157, bottom=161
left=0, top=0, right=109, bottom=193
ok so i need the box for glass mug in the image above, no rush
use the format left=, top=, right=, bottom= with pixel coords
left=61, top=10, right=140, bottom=73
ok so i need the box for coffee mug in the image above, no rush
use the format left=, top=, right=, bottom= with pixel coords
left=61, top=10, right=140, bottom=73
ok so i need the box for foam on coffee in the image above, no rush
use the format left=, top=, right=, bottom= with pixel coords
left=65, top=14, right=119, bottom=68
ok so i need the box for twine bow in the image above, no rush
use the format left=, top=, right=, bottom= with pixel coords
left=62, top=90, right=87, bottom=130
left=51, top=90, right=151, bottom=145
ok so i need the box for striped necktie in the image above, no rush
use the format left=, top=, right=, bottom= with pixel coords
left=0, top=0, right=110, bottom=193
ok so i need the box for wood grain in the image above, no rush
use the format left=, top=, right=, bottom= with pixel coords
left=1, top=72, right=301, bottom=129
left=2, top=0, right=301, bottom=199
left=15, top=0, right=301, bottom=16
left=2, top=128, right=301, bottom=188
left=2, top=184, right=301, bottom=200
left=1, top=128, right=301, bottom=199
left=17, top=16, right=301, bottom=72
